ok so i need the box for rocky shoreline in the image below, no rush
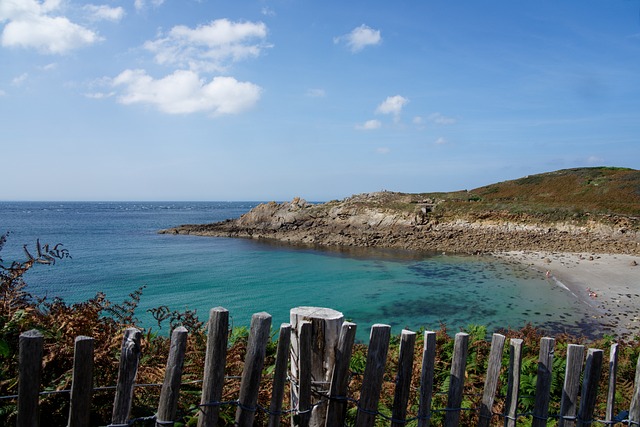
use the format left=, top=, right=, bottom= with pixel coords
left=160, top=195, right=640, bottom=255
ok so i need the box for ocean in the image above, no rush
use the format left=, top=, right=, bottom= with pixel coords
left=0, top=201, right=601, bottom=340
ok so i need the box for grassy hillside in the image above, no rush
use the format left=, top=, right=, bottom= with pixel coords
left=333, top=167, right=640, bottom=227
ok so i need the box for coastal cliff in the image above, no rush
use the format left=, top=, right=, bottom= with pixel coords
left=160, top=167, right=640, bottom=254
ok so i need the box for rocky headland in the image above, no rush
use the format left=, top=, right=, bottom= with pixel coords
left=160, top=167, right=640, bottom=255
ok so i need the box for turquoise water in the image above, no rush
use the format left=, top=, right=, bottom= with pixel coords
left=0, top=202, right=601, bottom=340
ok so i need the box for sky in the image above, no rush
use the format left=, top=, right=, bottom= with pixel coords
left=1, top=0, right=639, bottom=201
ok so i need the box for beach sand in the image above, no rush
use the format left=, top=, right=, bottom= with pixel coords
left=493, top=251, right=640, bottom=339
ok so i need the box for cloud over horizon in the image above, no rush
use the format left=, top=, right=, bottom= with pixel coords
left=334, top=24, right=381, bottom=52
left=144, top=19, right=270, bottom=73
left=0, top=0, right=101, bottom=54
left=112, top=69, right=262, bottom=116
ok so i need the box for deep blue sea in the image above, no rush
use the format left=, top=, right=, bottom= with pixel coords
left=0, top=202, right=601, bottom=340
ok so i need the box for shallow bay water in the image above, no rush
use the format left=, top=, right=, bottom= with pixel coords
left=0, top=202, right=601, bottom=340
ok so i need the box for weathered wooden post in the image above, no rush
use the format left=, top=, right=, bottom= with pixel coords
left=297, top=321, right=313, bottom=427
left=577, top=349, right=603, bottom=427
left=445, top=332, right=469, bottom=427
left=532, top=337, right=555, bottom=427
left=504, top=338, right=523, bottom=427
left=355, top=324, right=391, bottom=427
left=605, top=343, right=619, bottom=423
left=68, top=335, right=94, bottom=427
left=110, top=327, right=142, bottom=427
left=559, top=344, right=584, bottom=427
left=418, top=331, right=437, bottom=427
left=325, top=322, right=357, bottom=427
left=478, top=333, right=506, bottom=427
left=290, top=307, right=344, bottom=427
left=629, top=353, right=640, bottom=425
left=391, top=329, right=416, bottom=427
left=235, top=312, right=272, bottom=427
left=268, top=323, right=292, bottom=427
left=198, top=307, right=229, bottom=427
left=18, top=329, right=43, bottom=427
left=156, top=326, right=188, bottom=427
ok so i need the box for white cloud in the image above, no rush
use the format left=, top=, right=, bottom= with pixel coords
left=306, top=88, right=325, bottom=98
left=144, top=19, right=270, bottom=72
left=435, top=137, right=447, bottom=145
left=0, top=0, right=100, bottom=54
left=0, top=89, right=6, bottom=96
left=355, top=119, right=382, bottom=130
left=84, top=91, right=115, bottom=99
left=375, top=95, right=408, bottom=123
left=12, top=73, right=28, bottom=85
left=84, top=5, right=125, bottom=22
left=112, top=69, right=262, bottom=116
left=261, top=7, right=276, bottom=17
left=41, top=62, right=57, bottom=71
left=134, top=0, right=165, bottom=11
left=428, top=112, right=456, bottom=125
left=334, top=24, right=381, bottom=52
left=376, top=147, right=390, bottom=154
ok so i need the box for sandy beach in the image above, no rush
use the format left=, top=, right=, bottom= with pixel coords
left=493, top=251, right=640, bottom=339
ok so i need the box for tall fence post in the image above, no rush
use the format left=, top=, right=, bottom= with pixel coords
left=444, top=332, right=469, bottom=427
left=577, top=349, right=604, bottom=427
left=391, top=329, right=416, bottom=427
left=18, top=329, right=43, bottom=427
left=559, top=344, right=584, bottom=427
left=418, top=331, right=437, bottom=427
left=198, top=307, right=229, bottom=427
left=67, top=335, right=94, bottom=427
left=156, top=326, right=188, bottom=427
left=504, top=338, right=523, bottom=427
left=268, top=323, right=292, bottom=427
left=290, top=307, right=344, bottom=427
left=297, top=321, right=313, bottom=427
left=605, top=343, right=619, bottom=423
left=629, top=352, right=640, bottom=425
left=325, top=322, right=357, bottom=427
left=110, top=327, right=142, bottom=427
left=532, top=337, right=555, bottom=427
left=355, top=324, right=391, bottom=427
left=478, top=333, right=506, bottom=427
left=235, top=312, right=272, bottom=427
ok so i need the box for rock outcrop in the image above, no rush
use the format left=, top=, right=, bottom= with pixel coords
left=160, top=193, right=640, bottom=255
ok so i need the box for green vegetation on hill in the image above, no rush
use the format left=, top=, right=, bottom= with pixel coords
left=337, top=167, right=640, bottom=228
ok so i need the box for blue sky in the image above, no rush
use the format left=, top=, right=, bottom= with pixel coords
left=1, top=1, right=639, bottom=201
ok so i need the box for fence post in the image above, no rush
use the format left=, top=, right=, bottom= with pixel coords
left=444, top=332, right=469, bottom=427
left=268, top=323, right=292, bottom=427
left=198, top=307, right=229, bottom=427
left=18, top=329, right=43, bottom=427
left=629, top=352, right=640, bottom=424
left=418, top=331, right=437, bottom=427
left=532, top=337, right=555, bottom=427
left=290, top=307, right=344, bottom=427
left=325, top=322, right=357, bottom=427
left=478, top=333, right=506, bottom=427
left=391, top=329, right=416, bottom=427
left=605, top=343, right=619, bottom=423
left=559, top=344, right=585, bottom=427
left=354, top=324, right=391, bottom=427
left=577, top=349, right=603, bottom=427
left=235, top=312, right=272, bottom=427
left=110, top=327, right=142, bottom=427
left=67, top=335, right=94, bottom=427
left=297, top=321, right=313, bottom=427
left=504, top=338, right=523, bottom=427
left=156, top=326, right=188, bottom=427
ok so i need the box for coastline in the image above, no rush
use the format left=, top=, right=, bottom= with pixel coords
left=493, top=251, right=640, bottom=339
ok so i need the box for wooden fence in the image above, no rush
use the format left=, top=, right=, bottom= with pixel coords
left=11, top=306, right=640, bottom=427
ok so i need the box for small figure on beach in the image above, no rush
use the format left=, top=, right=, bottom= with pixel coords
left=587, top=287, right=598, bottom=298
left=545, top=270, right=551, bottom=278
